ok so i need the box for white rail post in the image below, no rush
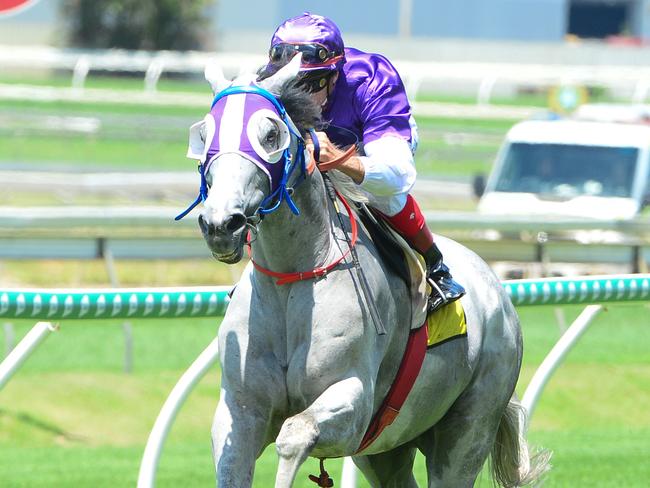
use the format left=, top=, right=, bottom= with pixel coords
left=553, top=307, right=567, bottom=333
left=632, top=78, right=650, bottom=103
left=521, top=304, right=603, bottom=427
left=123, top=321, right=133, bottom=374
left=137, top=335, right=220, bottom=488
left=405, top=74, right=422, bottom=109
left=3, top=322, right=14, bottom=357
left=72, top=55, right=90, bottom=91
left=0, top=322, right=58, bottom=391
left=99, top=241, right=134, bottom=374
left=398, top=0, right=413, bottom=38
left=144, top=59, right=165, bottom=94
left=341, top=457, right=358, bottom=488
left=477, top=75, right=498, bottom=106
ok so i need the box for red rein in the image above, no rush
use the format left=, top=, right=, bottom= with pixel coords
left=248, top=190, right=358, bottom=285
left=315, top=144, right=357, bottom=172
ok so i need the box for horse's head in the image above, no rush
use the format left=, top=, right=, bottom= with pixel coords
left=180, top=56, right=321, bottom=264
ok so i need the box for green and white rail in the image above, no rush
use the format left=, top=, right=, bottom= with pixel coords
left=0, top=286, right=231, bottom=320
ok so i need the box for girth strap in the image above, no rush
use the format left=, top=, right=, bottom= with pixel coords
left=356, top=322, right=428, bottom=453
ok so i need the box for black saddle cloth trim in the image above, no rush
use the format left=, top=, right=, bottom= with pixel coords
left=356, top=204, right=411, bottom=289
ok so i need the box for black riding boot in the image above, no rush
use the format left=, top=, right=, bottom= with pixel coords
left=424, top=243, right=466, bottom=314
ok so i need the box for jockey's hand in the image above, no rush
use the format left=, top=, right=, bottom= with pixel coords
left=306, top=131, right=365, bottom=184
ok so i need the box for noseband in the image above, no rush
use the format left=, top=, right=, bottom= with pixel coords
left=176, top=84, right=309, bottom=221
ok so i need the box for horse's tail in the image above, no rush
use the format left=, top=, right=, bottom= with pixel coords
left=490, top=396, right=551, bottom=487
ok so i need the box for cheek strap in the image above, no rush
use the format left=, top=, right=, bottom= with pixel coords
left=174, top=161, right=209, bottom=221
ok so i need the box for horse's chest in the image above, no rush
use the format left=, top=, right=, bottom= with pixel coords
left=246, top=280, right=368, bottom=405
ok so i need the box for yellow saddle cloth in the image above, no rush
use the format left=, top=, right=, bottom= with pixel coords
left=426, top=299, right=467, bottom=347
left=365, top=209, right=466, bottom=338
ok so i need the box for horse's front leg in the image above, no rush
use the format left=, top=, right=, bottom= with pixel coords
left=212, top=388, right=271, bottom=487
left=274, top=376, right=370, bottom=488
left=212, top=315, right=285, bottom=486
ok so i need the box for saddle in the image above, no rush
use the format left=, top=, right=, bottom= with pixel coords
left=356, top=203, right=467, bottom=345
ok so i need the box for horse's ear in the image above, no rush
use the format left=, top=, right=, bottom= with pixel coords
left=205, top=60, right=230, bottom=95
left=257, top=53, right=302, bottom=95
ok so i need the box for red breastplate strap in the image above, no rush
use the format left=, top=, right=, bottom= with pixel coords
left=249, top=191, right=358, bottom=285
left=356, top=322, right=428, bottom=453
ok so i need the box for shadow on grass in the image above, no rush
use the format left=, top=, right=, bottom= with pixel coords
left=0, top=407, right=87, bottom=444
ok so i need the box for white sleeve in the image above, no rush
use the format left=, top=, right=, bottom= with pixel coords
left=358, top=136, right=417, bottom=196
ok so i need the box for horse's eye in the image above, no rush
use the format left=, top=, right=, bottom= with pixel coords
left=251, top=115, right=287, bottom=162
left=261, top=125, right=280, bottom=152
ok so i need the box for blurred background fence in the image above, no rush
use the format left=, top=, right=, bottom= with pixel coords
left=7, top=45, right=650, bottom=107
left=0, top=205, right=649, bottom=273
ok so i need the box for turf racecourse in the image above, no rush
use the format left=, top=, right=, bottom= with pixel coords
left=0, top=303, right=648, bottom=487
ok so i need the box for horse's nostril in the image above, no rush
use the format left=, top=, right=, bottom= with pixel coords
left=198, top=214, right=212, bottom=235
left=199, top=212, right=246, bottom=235
left=225, top=213, right=247, bottom=233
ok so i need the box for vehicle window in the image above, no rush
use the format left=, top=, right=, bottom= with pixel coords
left=494, top=143, right=638, bottom=198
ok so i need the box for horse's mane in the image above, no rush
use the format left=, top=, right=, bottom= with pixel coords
left=278, top=81, right=322, bottom=137
left=257, top=70, right=369, bottom=204
left=325, top=171, right=369, bottom=204
left=257, top=67, right=321, bottom=136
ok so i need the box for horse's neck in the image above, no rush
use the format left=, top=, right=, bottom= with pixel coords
left=252, top=173, right=336, bottom=272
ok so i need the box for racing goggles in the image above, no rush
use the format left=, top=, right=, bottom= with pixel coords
left=269, top=42, right=343, bottom=68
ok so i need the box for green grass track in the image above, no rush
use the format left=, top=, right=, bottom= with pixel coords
left=0, top=303, right=648, bottom=486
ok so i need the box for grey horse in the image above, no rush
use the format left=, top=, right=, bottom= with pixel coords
left=190, top=58, right=549, bottom=487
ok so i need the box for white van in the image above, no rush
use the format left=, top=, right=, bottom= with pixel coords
left=476, top=111, right=650, bottom=220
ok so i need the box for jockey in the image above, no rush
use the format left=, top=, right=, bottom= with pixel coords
left=259, top=12, right=465, bottom=313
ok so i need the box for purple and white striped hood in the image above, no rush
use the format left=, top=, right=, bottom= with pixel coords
left=188, top=84, right=292, bottom=192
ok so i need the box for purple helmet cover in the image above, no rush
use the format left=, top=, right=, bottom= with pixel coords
left=268, top=12, right=345, bottom=73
